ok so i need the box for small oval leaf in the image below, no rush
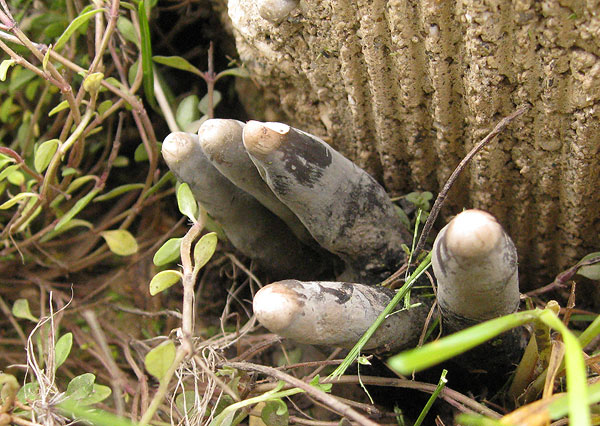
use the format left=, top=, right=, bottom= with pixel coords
left=116, top=16, right=139, bottom=46
left=216, top=67, right=250, bottom=80
left=176, top=95, right=199, bottom=130
left=261, top=399, right=289, bottom=426
left=176, top=183, right=198, bottom=222
left=100, top=230, right=138, bottom=256
left=12, top=299, right=38, bottom=322
left=54, top=8, right=104, bottom=51
left=34, top=139, right=59, bottom=172
left=149, top=270, right=182, bottom=295
left=144, top=340, right=176, bottom=381
left=153, top=237, right=182, bottom=266
left=152, top=55, right=203, bottom=76
left=97, top=99, right=113, bottom=115
left=577, top=252, right=600, bottom=280
left=7, top=169, right=24, bottom=186
left=193, top=232, right=217, bottom=272
left=0, top=164, right=21, bottom=182
left=48, top=100, right=69, bottom=117
left=198, top=90, right=222, bottom=115
left=54, top=332, right=73, bottom=370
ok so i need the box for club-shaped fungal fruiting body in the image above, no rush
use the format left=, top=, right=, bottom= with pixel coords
left=198, top=119, right=315, bottom=246
left=432, top=209, right=520, bottom=331
left=161, top=131, right=329, bottom=279
left=253, top=209, right=522, bottom=357
left=252, top=279, right=430, bottom=352
left=242, top=120, right=411, bottom=284
left=257, top=0, right=299, bottom=23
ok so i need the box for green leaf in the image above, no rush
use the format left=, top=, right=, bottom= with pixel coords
left=0, top=164, right=21, bottom=182
left=65, top=373, right=112, bottom=405
left=94, top=184, right=144, bottom=202
left=97, top=100, right=113, bottom=116
left=54, top=332, right=73, bottom=370
left=198, top=90, right=222, bottom=115
left=9, top=67, right=36, bottom=94
left=261, top=399, right=289, bottom=426
left=138, top=0, right=155, bottom=106
left=66, top=175, right=98, bottom=194
left=100, top=230, right=138, bottom=256
left=54, top=8, right=104, bottom=51
left=576, top=252, right=600, bottom=280
left=42, top=47, right=51, bottom=71
left=113, top=156, right=129, bottom=167
left=15, top=197, right=42, bottom=233
left=127, top=60, right=139, bottom=88
left=12, top=299, right=38, bottom=322
left=34, top=139, right=59, bottom=172
left=193, top=232, right=217, bottom=272
left=144, top=340, right=176, bottom=381
left=61, top=167, right=78, bottom=177
left=388, top=310, right=539, bottom=374
left=216, top=67, right=250, bottom=80
left=149, top=270, right=182, bottom=295
left=6, top=170, right=25, bottom=186
left=0, top=59, right=15, bottom=81
left=116, top=16, right=139, bottom=46
left=175, top=391, right=198, bottom=417
left=17, top=382, right=39, bottom=403
left=153, top=237, right=182, bottom=266
left=309, top=375, right=332, bottom=393
left=176, top=183, right=198, bottom=221
left=25, top=79, right=41, bottom=100
left=48, top=100, right=69, bottom=117
left=40, top=219, right=93, bottom=242
left=134, top=142, right=161, bottom=162
left=152, top=55, right=203, bottom=77
left=210, top=408, right=237, bottom=426
left=54, top=188, right=100, bottom=231
left=58, top=399, right=135, bottom=426
left=66, top=373, right=94, bottom=399
left=176, top=95, right=200, bottom=130
left=0, top=96, right=17, bottom=122
left=0, top=192, right=38, bottom=210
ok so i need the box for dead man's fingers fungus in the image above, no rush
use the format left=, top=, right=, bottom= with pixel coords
left=432, top=209, right=520, bottom=331
left=161, top=131, right=327, bottom=279
left=198, top=119, right=315, bottom=245
left=253, top=280, right=430, bottom=352
left=242, top=120, right=410, bottom=284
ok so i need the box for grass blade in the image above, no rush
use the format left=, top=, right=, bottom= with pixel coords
left=138, top=0, right=155, bottom=107
left=388, top=310, right=539, bottom=374
left=330, top=252, right=432, bottom=378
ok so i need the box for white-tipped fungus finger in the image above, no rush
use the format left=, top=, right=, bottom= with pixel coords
left=198, top=119, right=315, bottom=245
left=432, top=209, right=520, bottom=331
left=162, top=132, right=329, bottom=279
left=242, top=121, right=411, bottom=284
left=253, top=280, right=430, bottom=352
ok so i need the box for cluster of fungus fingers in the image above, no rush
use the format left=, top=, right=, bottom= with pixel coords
left=162, top=120, right=521, bottom=361
left=254, top=210, right=520, bottom=354
left=161, top=130, right=329, bottom=280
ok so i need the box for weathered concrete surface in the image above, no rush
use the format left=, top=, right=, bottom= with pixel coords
left=216, top=0, right=600, bottom=288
